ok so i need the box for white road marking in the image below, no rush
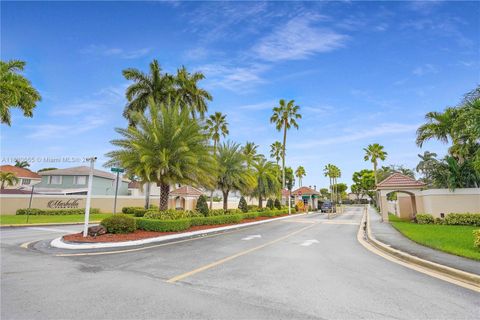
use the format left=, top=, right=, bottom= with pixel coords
left=28, top=227, right=75, bottom=233
left=300, top=239, right=319, bottom=246
left=241, top=235, right=262, bottom=241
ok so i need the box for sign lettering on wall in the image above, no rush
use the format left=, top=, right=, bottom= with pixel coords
left=47, top=199, right=81, bottom=209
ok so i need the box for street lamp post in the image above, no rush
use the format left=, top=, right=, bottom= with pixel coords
left=83, top=157, right=96, bottom=237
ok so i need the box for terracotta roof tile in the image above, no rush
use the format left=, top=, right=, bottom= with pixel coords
left=292, top=186, right=320, bottom=196
left=0, top=165, right=41, bottom=179
left=376, top=173, right=426, bottom=189
left=170, top=186, right=203, bottom=197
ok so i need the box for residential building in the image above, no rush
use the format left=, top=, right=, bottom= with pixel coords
left=0, top=165, right=41, bottom=189
left=35, top=166, right=129, bottom=195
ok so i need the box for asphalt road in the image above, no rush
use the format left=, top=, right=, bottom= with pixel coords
left=1, top=207, right=479, bottom=319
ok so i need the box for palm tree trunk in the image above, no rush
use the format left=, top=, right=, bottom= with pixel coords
left=282, top=122, right=287, bottom=189
left=373, top=161, right=378, bottom=185
left=222, top=190, right=229, bottom=211
left=144, top=182, right=150, bottom=209
left=1, top=181, right=4, bottom=189
left=258, top=196, right=263, bottom=208
left=159, top=183, right=170, bottom=211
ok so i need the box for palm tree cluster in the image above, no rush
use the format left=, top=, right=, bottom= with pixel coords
left=415, top=86, right=480, bottom=189
left=0, top=60, right=41, bottom=126
left=0, top=171, right=19, bottom=189
left=122, top=60, right=212, bottom=124
left=324, top=164, right=341, bottom=204
left=295, top=166, right=306, bottom=187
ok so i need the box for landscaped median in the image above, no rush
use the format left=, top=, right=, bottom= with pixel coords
left=53, top=207, right=304, bottom=249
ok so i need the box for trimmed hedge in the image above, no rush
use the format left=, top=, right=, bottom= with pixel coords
left=444, top=213, right=480, bottom=227
left=190, top=214, right=243, bottom=226
left=144, top=209, right=202, bottom=220
left=416, top=214, right=435, bottom=224
left=474, top=230, right=480, bottom=248
left=242, top=212, right=259, bottom=219
left=259, top=209, right=289, bottom=217
left=101, top=214, right=136, bottom=234
left=16, top=208, right=100, bottom=215
left=122, top=206, right=143, bottom=214
left=137, top=218, right=191, bottom=232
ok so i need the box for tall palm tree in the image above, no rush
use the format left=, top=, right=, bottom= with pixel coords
left=216, top=141, right=253, bottom=210
left=174, top=66, right=212, bottom=118
left=363, top=143, right=388, bottom=185
left=14, top=160, right=30, bottom=168
left=324, top=164, right=335, bottom=203
left=0, top=59, right=41, bottom=126
left=270, top=141, right=283, bottom=166
left=252, top=157, right=281, bottom=208
left=122, top=59, right=173, bottom=124
left=242, top=141, right=261, bottom=169
left=295, top=166, right=306, bottom=187
left=106, top=98, right=214, bottom=210
left=204, top=112, right=229, bottom=208
left=0, top=171, right=19, bottom=189
left=270, top=99, right=301, bottom=189
left=332, top=165, right=341, bottom=203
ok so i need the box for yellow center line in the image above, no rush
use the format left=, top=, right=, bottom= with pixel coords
left=166, top=223, right=317, bottom=284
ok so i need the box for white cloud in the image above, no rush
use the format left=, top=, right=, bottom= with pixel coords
left=80, top=45, right=150, bottom=59
left=292, top=123, right=419, bottom=149
left=252, top=15, right=348, bottom=61
left=412, top=64, right=438, bottom=76
left=197, top=63, right=269, bottom=91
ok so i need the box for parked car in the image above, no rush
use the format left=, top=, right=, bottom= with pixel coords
left=321, top=201, right=333, bottom=213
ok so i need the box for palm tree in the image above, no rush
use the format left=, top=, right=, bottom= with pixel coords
left=0, top=171, right=19, bottom=189
left=270, top=99, right=301, bottom=189
left=295, top=166, right=306, bottom=187
left=270, top=141, right=283, bottom=166
left=242, top=141, right=261, bottom=169
left=122, top=59, right=174, bottom=124
left=324, top=164, right=335, bottom=203
left=363, top=143, right=388, bottom=185
left=252, top=157, right=281, bottom=208
left=216, top=141, right=253, bottom=210
left=106, top=98, right=214, bottom=210
left=0, top=59, right=41, bottom=126
left=204, top=111, right=229, bottom=208
left=332, top=165, right=341, bottom=203
left=174, top=66, right=212, bottom=118
left=14, top=160, right=30, bottom=168
left=416, top=108, right=459, bottom=148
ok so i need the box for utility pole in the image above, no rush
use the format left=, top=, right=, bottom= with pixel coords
left=83, top=157, right=96, bottom=237
left=110, top=167, right=124, bottom=214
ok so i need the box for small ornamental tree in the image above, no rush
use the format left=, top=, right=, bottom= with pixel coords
left=266, top=198, right=274, bottom=210
left=196, top=195, right=209, bottom=216
left=274, top=198, right=281, bottom=210
left=238, top=196, right=248, bottom=213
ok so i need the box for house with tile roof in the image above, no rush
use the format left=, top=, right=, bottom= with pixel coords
left=0, top=165, right=41, bottom=189
left=292, top=186, right=320, bottom=211
left=34, top=166, right=130, bottom=195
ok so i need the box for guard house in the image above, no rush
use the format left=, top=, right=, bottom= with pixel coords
left=292, top=186, right=320, bottom=210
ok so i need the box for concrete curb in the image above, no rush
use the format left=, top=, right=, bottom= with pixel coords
left=364, top=209, right=480, bottom=288
left=1, top=221, right=100, bottom=228
left=51, top=212, right=315, bottom=250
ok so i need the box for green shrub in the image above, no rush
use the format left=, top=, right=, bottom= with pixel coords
left=132, top=208, right=148, bottom=217
left=196, top=195, right=209, bottom=216
left=122, top=206, right=143, bottom=214
left=101, top=214, right=136, bottom=234
left=274, top=198, right=281, bottom=210
left=226, top=209, right=242, bottom=214
left=144, top=209, right=202, bottom=220
left=238, top=196, right=248, bottom=213
left=416, top=214, right=435, bottom=224
left=474, top=230, right=480, bottom=248
left=16, top=208, right=100, bottom=215
left=444, top=213, right=480, bottom=226
left=242, top=212, right=259, bottom=219
left=190, top=214, right=243, bottom=226
left=208, top=209, right=226, bottom=216
left=137, top=218, right=191, bottom=232
left=259, top=209, right=288, bottom=218
left=434, top=217, right=444, bottom=225
left=266, top=198, right=274, bottom=210
left=247, top=205, right=259, bottom=212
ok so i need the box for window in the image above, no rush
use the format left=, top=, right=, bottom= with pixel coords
left=21, top=179, right=31, bottom=185
left=48, top=176, right=62, bottom=184
left=73, top=176, right=87, bottom=185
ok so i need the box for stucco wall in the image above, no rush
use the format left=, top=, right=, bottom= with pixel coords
left=36, top=175, right=129, bottom=195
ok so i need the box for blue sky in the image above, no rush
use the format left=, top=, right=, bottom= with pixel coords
left=1, top=1, right=479, bottom=189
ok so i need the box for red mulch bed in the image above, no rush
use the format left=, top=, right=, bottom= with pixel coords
left=63, top=215, right=288, bottom=243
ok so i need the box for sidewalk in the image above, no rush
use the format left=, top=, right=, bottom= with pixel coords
left=369, top=208, right=480, bottom=275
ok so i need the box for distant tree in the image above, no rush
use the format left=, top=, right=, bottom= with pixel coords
left=37, top=167, right=58, bottom=173
left=196, top=195, right=209, bottom=216
left=270, top=99, right=301, bottom=189
left=238, top=196, right=248, bottom=213
left=0, top=60, right=41, bottom=126
left=0, top=171, right=19, bottom=189
left=14, top=160, right=30, bottom=168
left=295, top=166, right=306, bottom=187
left=363, top=143, right=388, bottom=185
left=331, top=183, right=348, bottom=201
left=319, top=188, right=330, bottom=200
left=284, top=167, right=295, bottom=191
left=352, top=169, right=376, bottom=204
left=270, top=141, right=283, bottom=166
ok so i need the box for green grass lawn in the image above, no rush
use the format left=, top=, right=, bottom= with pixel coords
left=388, top=214, right=480, bottom=261
left=0, top=214, right=114, bottom=225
